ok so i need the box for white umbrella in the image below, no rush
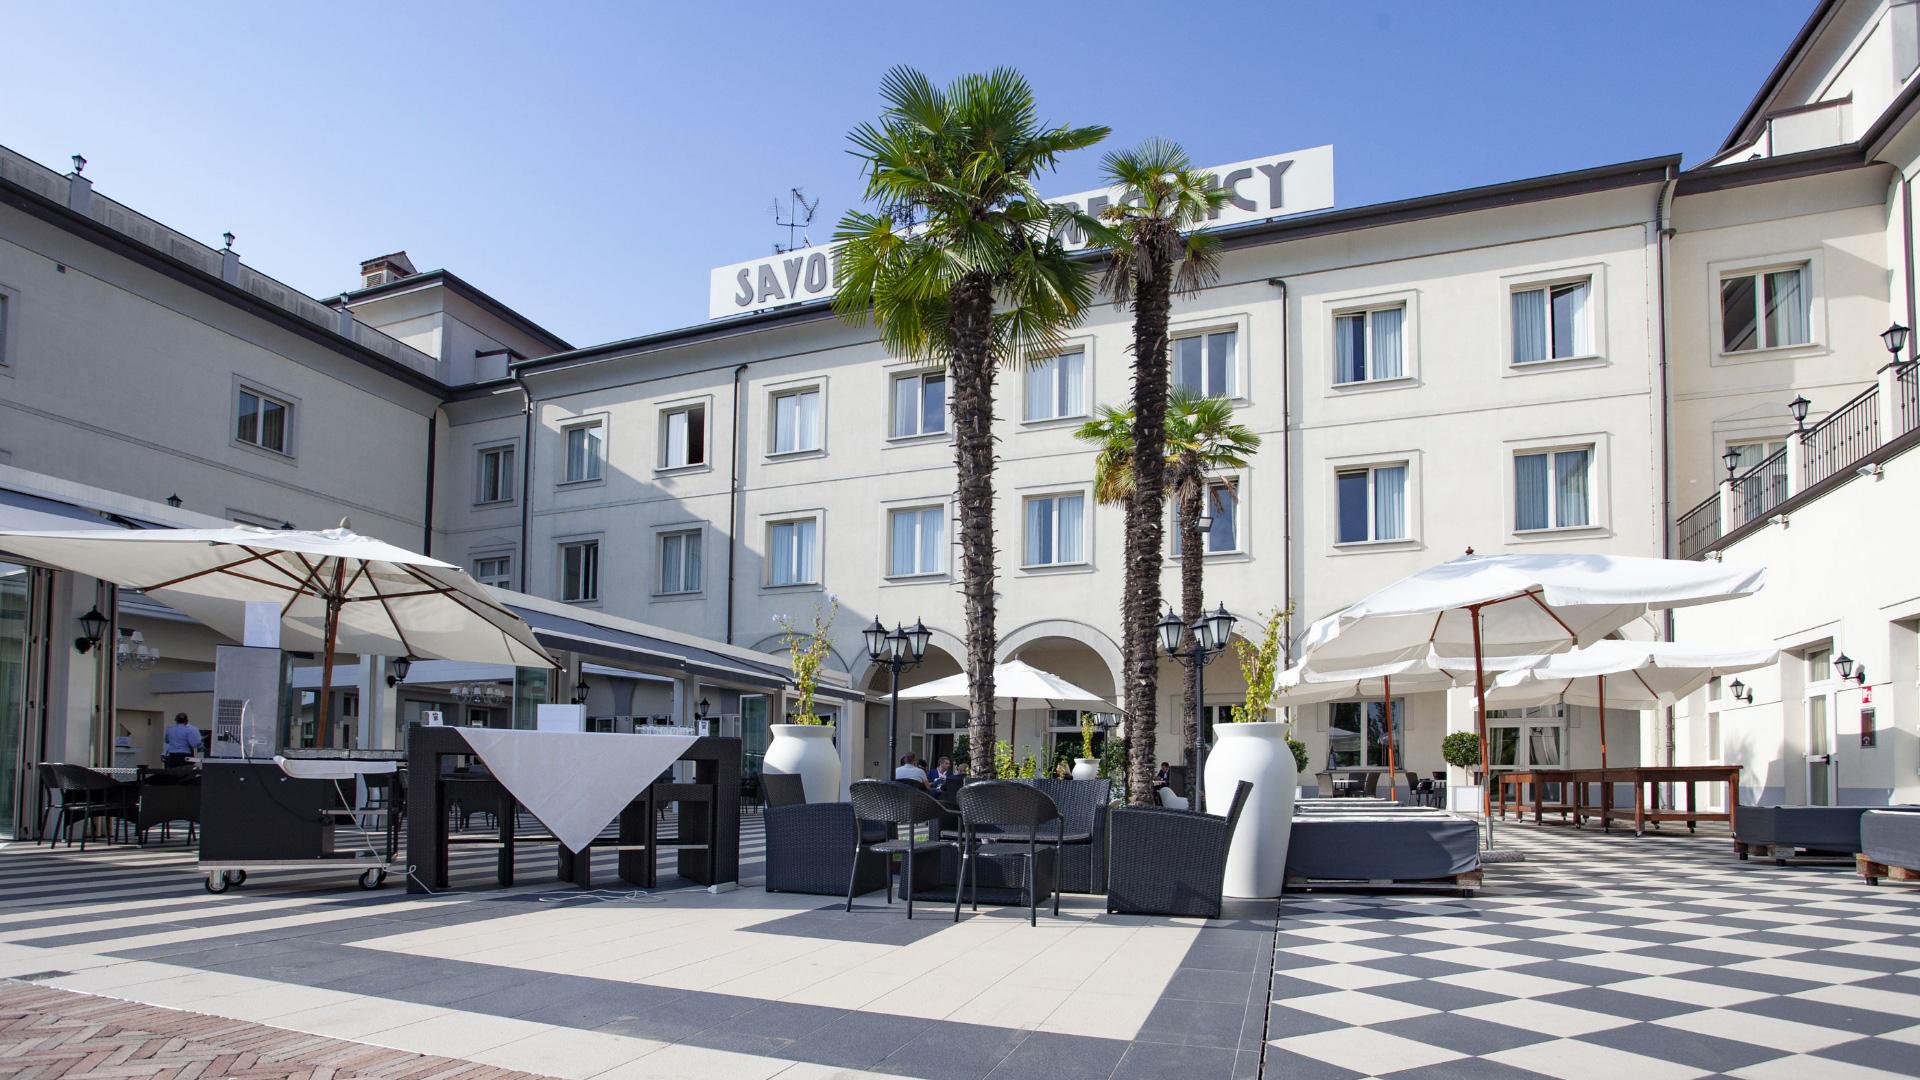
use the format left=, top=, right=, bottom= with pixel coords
left=1277, top=656, right=1496, bottom=800
left=896, top=659, right=1115, bottom=768
left=1490, top=639, right=1775, bottom=768
left=1298, top=553, right=1766, bottom=843
left=0, top=524, right=554, bottom=744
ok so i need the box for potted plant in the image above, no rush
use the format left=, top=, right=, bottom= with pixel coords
left=1441, top=731, right=1482, bottom=814
left=1071, top=713, right=1100, bottom=779
left=1202, top=607, right=1298, bottom=898
left=764, top=600, right=841, bottom=802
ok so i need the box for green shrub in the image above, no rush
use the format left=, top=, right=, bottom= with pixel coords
left=1286, top=736, right=1309, bottom=773
left=1441, top=731, right=1481, bottom=769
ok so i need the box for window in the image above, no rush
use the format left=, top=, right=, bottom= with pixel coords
left=1173, top=479, right=1240, bottom=554
left=1333, top=306, right=1405, bottom=384
left=1327, top=700, right=1404, bottom=768
left=563, top=421, right=604, bottom=483
left=1721, top=265, right=1810, bottom=352
left=1335, top=464, right=1407, bottom=544
left=476, top=445, right=515, bottom=504
left=1511, top=279, right=1592, bottom=364
left=0, top=293, right=9, bottom=365
left=657, top=530, right=702, bottom=594
left=888, top=505, right=945, bottom=577
left=473, top=555, right=512, bottom=588
left=1514, top=447, right=1592, bottom=531
left=890, top=372, right=946, bottom=438
left=659, top=405, right=706, bottom=469
left=1023, top=493, right=1086, bottom=567
left=558, top=540, right=599, bottom=603
left=771, top=387, right=823, bottom=454
left=1806, top=645, right=1832, bottom=683
left=1023, top=348, right=1086, bottom=422
left=1728, top=437, right=1788, bottom=520
left=768, top=518, right=819, bottom=586
left=1172, top=329, right=1237, bottom=397
left=235, top=387, right=291, bottom=454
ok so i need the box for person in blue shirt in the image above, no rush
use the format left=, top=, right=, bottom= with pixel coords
left=162, top=713, right=202, bottom=768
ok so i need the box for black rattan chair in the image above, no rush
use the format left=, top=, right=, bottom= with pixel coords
left=49, top=765, right=137, bottom=849
left=1015, top=778, right=1109, bottom=893
left=847, top=780, right=957, bottom=918
left=1105, top=780, right=1252, bottom=919
left=764, top=774, right=890, bottom=896
left=954, top=781, right=1063, bottom=926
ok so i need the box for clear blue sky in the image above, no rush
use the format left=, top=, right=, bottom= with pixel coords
left=4, top=1, right=1813, bottom=348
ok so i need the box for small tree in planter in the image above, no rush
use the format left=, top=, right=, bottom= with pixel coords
left=1205, top=607, right=1299, bottom=898
left=1442, top=731, right=1482, bottom=781
left=764, top=599, right=842, bottom=801
left=774, top=599, right=839, bottom=725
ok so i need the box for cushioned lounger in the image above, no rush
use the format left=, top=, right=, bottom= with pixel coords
left=1286, top=814, right=1481, bottom=886
left=1737, top=805, right=1920, bottom=861
left=1862, top=810, right=1920, bottom=873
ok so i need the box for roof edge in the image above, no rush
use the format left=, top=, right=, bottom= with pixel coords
left=334, top=268, right=573, bottom=353
left=1721, top=0, right=1843, bottom=152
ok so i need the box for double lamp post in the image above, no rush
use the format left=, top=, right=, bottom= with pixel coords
left=864, top=617, right=932, bottom=775
left=1156, top=602, right=1236, bottom=813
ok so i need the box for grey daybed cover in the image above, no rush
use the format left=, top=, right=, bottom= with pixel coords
left=1739, top=805, right=1920, bottom=853
left=1286, top=814, right=1480, bottom=881
left=1863, top=810, right=1920, bottom=869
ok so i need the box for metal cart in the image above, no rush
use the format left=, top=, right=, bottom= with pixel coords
left=198, top=754, right=403, bottom=893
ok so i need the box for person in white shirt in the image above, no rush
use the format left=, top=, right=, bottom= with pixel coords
left=893, top=753, right=930, bottom=788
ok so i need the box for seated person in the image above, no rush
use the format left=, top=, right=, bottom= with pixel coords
left=926, top=756, right=959, bottom=791
left=893, top=752, right=930, bottom=788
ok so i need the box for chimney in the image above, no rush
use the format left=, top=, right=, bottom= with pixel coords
left=358, top=251, right=417, bottom=290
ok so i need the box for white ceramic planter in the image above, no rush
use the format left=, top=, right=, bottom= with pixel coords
left=1203, top=721, right=1300, bottom=899
left=764, top=724, right=840, bottom=803
left=1070, top=758, right=1099, bottom=780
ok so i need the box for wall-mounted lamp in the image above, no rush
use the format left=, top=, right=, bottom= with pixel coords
left=1788, top=395, right=1811, bottom=434
left=572, top=677, right=591, bottom=704
left=386, top=656, right=413, bottom=688
left=1722, top=447, right=1742, bottom=481
left=74, top=607, right=108, bottom=654
left=1834, top=653, right=1866, bottom=686
left=1729, top=678, right=1753, bottom=704
left=696, top=697, right=711, bottom=719
left=1883, top=322, right=1909, bottom=362
left=165, top=494, right=183, bottom=508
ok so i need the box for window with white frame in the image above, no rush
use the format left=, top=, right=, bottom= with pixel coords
left=890, top=371, right=946, bottom=438
left=562, top=421, right=604, bottom=483
left=657, top=529, right=702, bottom=594
left=888, top=505, right=945, bottom=577
left=1333, top=306, right=1405, bottom=384
left=770, top=386, right=823, bottom=454
left=1023, top=348, right=1087, bottom=421
left=1173, top=479, right=1240, bottom=555
left=235, top=386, right=292, bottom=454
left=1335, top=463, right=1407, bottom=544
left=0, top=292, right=10, bottom=365
left=473, top=555, right=513, bottom=589
left=1720, top=264, right=1811, bottom=352
left=767, top=518, right=819, bottom=586
left=476, top=445, right=515, bottom=504
left=1171, top=329, right=1237, bottom=397
left=558, top=540, right=599, bottom=603
left=1511, top=279, right=1593, bottom=364
left=659, top=404, right=706, bottom=469
left=1513, top=446, right=1592, bottom=531
left=1023, top=492, right=1086, bottom=567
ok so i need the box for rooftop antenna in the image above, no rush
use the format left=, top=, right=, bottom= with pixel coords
left=772, top=187, right=819, bottom=254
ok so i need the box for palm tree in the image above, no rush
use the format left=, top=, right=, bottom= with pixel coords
left=1093, top=141, right=1229, bottom=803
left=833, top=67, right=1109, bottom=777
left=1077, top=390, right=1258, bottom=799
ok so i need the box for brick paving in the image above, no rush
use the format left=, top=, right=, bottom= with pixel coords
left=0, top=982, right=555, bottom=1079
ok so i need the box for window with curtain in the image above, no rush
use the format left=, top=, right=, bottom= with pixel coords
left=1334, top=463, right=1408, bottom=544
left=657, top=530, right=702, bottom=594
left=1513, top=447, right=1592, bottom=531
left=563, top=422, right=603, bottom=483
left=659, top=405, right=706, bottom=469
left=1728, top=437, right=1788, bottom=520
left=771, top=387, right=823, bottom=454
left=1333, top=306, right=1405, bottom=384
left=1511, top=279, right=1592, bottom=364
left=1173, top=479, right=1240, bottom=554
left=768, top=518, right=818, bottom=586
left=890, top=372, right=946, bottom=438
left=1023, top=493, right=1086, bottom=566
left=888, top=505, right=945, bottom=576
left=1023, top=348, right=1087, bottom=422
left=1326, top=700, right=1404, bottom=768
left=559, top=540, right=599, bottom=603
left=1171, top=329, right=1237, bottom=397
left=236, top=387, right=292, bottom=454
left=476, top=445, right=515, bottom=504
left=1720, top=265, right=1810, bottom=352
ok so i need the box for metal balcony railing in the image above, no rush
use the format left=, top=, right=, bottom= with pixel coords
left=1675, top=499, right=1722, bottom=561
left=1801, top=385, right=1880, bottom=488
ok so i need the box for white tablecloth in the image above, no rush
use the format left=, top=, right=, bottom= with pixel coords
left=460, top=729, right=697, bottom=853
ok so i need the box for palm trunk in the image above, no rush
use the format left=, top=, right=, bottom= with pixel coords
left=1122, top=226, right=1177, bottom=805
left=1176, top=460, right=1205, bottom=765
left=950, top=274, right=999, bottom=776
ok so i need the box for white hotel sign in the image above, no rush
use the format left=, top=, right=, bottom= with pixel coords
left=707, top=145, right=1335, bottom=321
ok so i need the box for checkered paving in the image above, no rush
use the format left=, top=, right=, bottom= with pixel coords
left=1263, top=823, right=1920, bottom=1079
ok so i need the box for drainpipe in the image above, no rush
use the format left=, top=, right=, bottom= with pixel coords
left=422, top=411, right=437, bottom=556
left=1266, top=278, right=1292, bottom=663
left=725, top=362, right=749, bottom=644
left=513, top=373, right=534, bottom=593
left=1905, top=177, right=1917, bottom=359
left=1653, top=168, right=1679, bottom=769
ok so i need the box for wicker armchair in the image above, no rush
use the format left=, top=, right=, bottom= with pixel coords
left=1105, top=781, right=1253, bottom=919
left=762, top=773, right=891, bottom=897
left=847, top=780, right=958, bottom=919
left=135, top=766, right=200, bottom=845
left=954, top=781, right=1062, bottom=926
left=1014, top=778, right=1109, bottom=893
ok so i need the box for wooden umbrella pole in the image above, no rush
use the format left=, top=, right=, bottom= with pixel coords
left=1384, top=675, right=1397, bottom=802
left=315, top=560, right=346, bottom=748
left=1597, top=675, right=1609, bottom=770
left=1471, top=604, right=1493, bottom=848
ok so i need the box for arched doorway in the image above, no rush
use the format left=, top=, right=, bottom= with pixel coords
left=856, top=641, right=963, bottom=779
left=996, top=626, right=1120, bottom=775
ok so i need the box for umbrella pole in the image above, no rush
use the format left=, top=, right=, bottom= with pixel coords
left=1472, top=603, right=1494, bottom=850
left=317, top=593, right=341, bottom=749
left=1597, top=675, right=1608, bottom=770
left=1384, top=676, right=1397, bottom=802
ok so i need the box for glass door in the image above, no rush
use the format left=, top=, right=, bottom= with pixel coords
left=1804, top=646, right=1835, bottom=806
left=740, top=694, right=769, bottom=778
left=0, top=563, right=30, bottom=838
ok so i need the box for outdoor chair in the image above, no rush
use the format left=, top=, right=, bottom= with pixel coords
left=846, top=780, right=957, bottom=918
left=763, top=773, right=890, bottom=897
left=135, top=765, right=200, bottom=845
left=1015, top=778, right=1109, bottom=893
left=953, top=781, right=1062, bottom=926
left=48, top=764, right=137, bottom=849
left=1105, top=780, right=1252, bottom=919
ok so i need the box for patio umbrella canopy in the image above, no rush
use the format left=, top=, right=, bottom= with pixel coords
left=1277, top=657, right=1487, bottom=801
left=0, top=524, right=554, bottom=743
left=895, top=659, right=1115, bottom=763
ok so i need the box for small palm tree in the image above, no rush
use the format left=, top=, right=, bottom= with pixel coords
left=834, top=67, right=1109, bottom=776
left=1077, top=389, right=1258, bottom=793
left=1094, top=140, right=1230, bottom=804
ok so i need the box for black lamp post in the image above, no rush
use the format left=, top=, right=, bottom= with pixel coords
left=73, top=606, right=108, bottom=654
left=572, top=676, right=591, bottom=705
left=386, top=655, right=412, bottom=688
left=866, top=616, right=931, bottom=775
left=1722, top=447, right=1742, bottom=482
left=1157, top=602, right=1236, bottom=812
left=1883, top=323, right=1909, bottom=365
left=1789, top=395, right=1811, bottom=434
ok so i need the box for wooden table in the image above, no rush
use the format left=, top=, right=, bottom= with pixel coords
left=406, top=727, right=741, bottom=894
left=1494, top=765, right=1739, bottom=836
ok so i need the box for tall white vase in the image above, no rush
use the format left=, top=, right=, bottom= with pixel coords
left=764, top=724, right=840, bottom=803
left=1203, top=721, right=1300, bottom=898
left=1070, top=758, right=1099, bottom=780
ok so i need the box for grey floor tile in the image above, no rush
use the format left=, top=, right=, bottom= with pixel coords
left=1530, top=987, right=1701, bottom=1022
left=1254, top=1046, right=1364, bottom=1079
left=1367, top=978, right=1508, bottom=1013
left=1163, top=966, right=1257, bottom=1003
left=1370, top=1013, right=1549, bottom=1057
left=871, top=1020, right=1029, bottom=1080
left=780, top=1009, right=935, bottom=1069
left=1263, top=1005, right=1346, bottom=1041
left=984, top=1032, right=1126, bottom=1080
left=1133, top=995, right=1247, bottom=1049
left=1183, top=942, right=1263, bottom=974
left=1812, top=1035, right=1920, bottom=1073
left=1110, top=1041, right=1238, bottom=1080
left=1572, top=1021, right=1776, bottom=1073
left=1381, top=1056, right=1560, bottom=1079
